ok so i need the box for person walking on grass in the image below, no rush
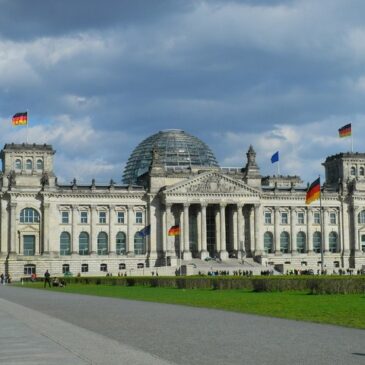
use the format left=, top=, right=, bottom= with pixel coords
left=44, top=270, right=51, bottom=288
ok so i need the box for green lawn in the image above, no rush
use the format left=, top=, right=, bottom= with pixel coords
left=19, top=282, right=365, bottom=329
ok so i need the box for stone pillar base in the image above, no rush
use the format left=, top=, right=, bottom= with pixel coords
left=200, top=250, right=209, bottom=260
left=219, top=250, right=228, bottom=260
left=183, top=251, right=192, bottom=260
left=169, top=256, right=178, bottom=267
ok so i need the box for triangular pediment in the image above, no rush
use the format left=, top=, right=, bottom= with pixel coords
left=164, top=171, right=260, bottom=196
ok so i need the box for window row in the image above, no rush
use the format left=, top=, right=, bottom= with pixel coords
left=18, top=208, right=144, bottom=225
left=263, top=231, right=339, bottom=254
left=264, top=211, right=337, bottom=225
left=23, top=262, right=144, bottom=275
left=61, top=210, right=143, bottom=225
left=15, top=158, right=43, bottom=171
left=350, top=166, right=365, bottom=177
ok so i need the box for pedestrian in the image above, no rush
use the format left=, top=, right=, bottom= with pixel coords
left=44, top=270, right=51, bottom=288
left=0, top=273, right=3, bottom=285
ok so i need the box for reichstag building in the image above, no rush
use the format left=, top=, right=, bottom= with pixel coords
left=1, top=129, right=364, bottom=279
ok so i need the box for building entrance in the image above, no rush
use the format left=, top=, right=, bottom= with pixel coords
left=207, top=207, right=216, bottom=257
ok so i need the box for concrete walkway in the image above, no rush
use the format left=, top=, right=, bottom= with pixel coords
left=0, top=296, right=173, bottom=365
left=0, top=286, right=364, bottom=365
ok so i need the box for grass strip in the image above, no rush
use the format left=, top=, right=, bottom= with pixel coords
left=17, top=282, right=365, bottom=329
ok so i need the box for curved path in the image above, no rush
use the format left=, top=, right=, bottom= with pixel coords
left=0, top=286, right=363, bottom=365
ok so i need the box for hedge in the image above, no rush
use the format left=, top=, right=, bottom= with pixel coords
left=53, top=275, right=365, bottom=294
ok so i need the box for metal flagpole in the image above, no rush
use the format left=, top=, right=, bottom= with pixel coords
left=277, top=160, right=280, bottom=176
left=319, top=176, right=324, bottom=274
left=351, top=123, right=354, bottom=153
left=26, top=110, right=29, bottom=144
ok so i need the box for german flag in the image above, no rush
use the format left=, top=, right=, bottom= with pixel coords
left=306, top=177, right=320, bottom=205
left=338, top=123, right=351, bottom=138
left=168, top=225, right=180, bottom=236
left=12, top=112, right=28, bottom=126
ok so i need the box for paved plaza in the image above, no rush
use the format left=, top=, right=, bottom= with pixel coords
left=0, top=286, right=363, bottom=364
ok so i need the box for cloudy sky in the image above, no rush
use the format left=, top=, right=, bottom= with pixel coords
left=0, top=0, right=364, bottom=184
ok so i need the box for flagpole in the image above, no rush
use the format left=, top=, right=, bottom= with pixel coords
left=277, top=160, right=280, bottom=176
left=26, top=109, right=29, bottom=144
left=319, top=176, right=324, bottom=275
left=351, top=124, right=354, bottom=153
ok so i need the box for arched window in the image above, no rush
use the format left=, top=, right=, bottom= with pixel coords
left=134, top=232, right=146, bottom=255
left=24, top=264, right=36, bottom=275
left=350, top=166, right=356, bottom=176
left=79, top=232, right=89, bottom=255
left=20, top=208, right=40, bottom=223
left=264, top=232, right=273, bottom=253
left=62, top=264, right=70, bottom=274
left=296, top=232, right=306, bottom=253
left=36, top=159, right=43, bottom=170
left=313, top=232, right=321, bottom=253
left=280, top=232, right=290, bottom=253
left=360, top=167, right=365, bottom=176
left=116, top=232, right=126, bottom=255
left=15, top=159, right=22, bottom=170
left=26, top=159, right=33, bottom=170
left=329, top=232, right=338, bottom=253
left=358, top=210, right=365, bottom=224
left=97, top=232, right=108, bottom=255
left=60, top=232, right=71, bottom=255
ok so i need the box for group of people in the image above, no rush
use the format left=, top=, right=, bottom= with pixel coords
left=43, top=270, right=66, bottom=288
left=0, top=273, right=11, bottom=284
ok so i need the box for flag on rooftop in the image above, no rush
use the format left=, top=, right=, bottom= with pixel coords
left=305, top=177, right=320, bottom=205
left=12, top=112, right=28, bottom=126
left=338, top=123, right=351, bottom=138
left=138, top=225, right=150, bottom=237
left=271, top=151, right=279, bottom=164
left=168, top=225, right=180, bottom=236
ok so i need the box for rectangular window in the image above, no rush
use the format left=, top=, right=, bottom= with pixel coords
left=314, top=212, right=320, bottom=224
left=61, top=211, right=69, bottom=224
left=99, top=211, right=106, bottom=224
left=81, top=264, right=88, bottom=273
left=264, top=212, right=272, bottom=224
left=136, top=211, right=143, bottom=224
left=297, top=212, right=305, bottom=224
left=281, top=212, right=288, bottom=224
left=117, top=212, right=125, bottom=224
left=80, top=211, right=88, bottom=224
left=330, top=212, right=336, bottom=224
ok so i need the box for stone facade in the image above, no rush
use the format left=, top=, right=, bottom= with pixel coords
left=1, top=139, right=365, bottom=280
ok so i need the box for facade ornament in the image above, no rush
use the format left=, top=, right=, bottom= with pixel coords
left=71, top=178, right=77, bottom=190
left=109, top=179, right=115, bottom=190
left=91, top=178, right=96, bottom=190
left=187, top=174, right=239, bottom=193
left=7, top=170, right=16, bottom=188
left=41, top=172, right=49, bottom=187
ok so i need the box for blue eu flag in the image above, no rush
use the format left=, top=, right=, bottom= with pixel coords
left=271, top=151, right=279, bottom=164
left=138, top=225, right=151, bottom=237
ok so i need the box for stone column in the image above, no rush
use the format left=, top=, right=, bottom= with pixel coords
left=71, top=205, right=78, bottom=254
left=149, top=202, right=157, bottom=259
left=353, top=206, right=360, bottom=252
left=322, top=208, right=328, bottom=252
left=109, top=205, right=116, bottom=254
left=274, top=207, right=280, bottom=253
left=0, top=199, right=9, bottom=255
left=290, top=207, right=296, bottom=253
left=219, top=203, right=228, bottom=260
left=162, top=207, right=167, bottom=256
left=127, top=205, right=134, bottom=255
left=232, top=207, right=238, bottom=253
left=9, top=202, right=17, bottom=255
left=307, top=207, right=313, bottom=252
left=165, top=204, right=174, bottom=256
left=197, top=209, right=202, bottom=253
left=183, top=203, right=192, bottom=260
left=90, top=205, right=97, bottom=254
left=43, top=202, right=50, bottom=254
left=215, top=207, right=221, bottom=254
left=254, top=204, right=264, bottom=255
left=249, top=206, right=255, bottom=254
left=179, top=208, right=184, bottom=259
left=200, top=203, right=208, bottom=259
left=341, top=201, right=350, bottom=255
left=237, top=204, right=244, bottom=258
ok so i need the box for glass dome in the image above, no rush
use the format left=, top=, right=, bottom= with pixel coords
left=123, top=129, right=219, bottom=184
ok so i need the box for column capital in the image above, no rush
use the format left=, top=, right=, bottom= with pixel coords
left=236, top=203, right=244, bottom=209
left=72, top=204, right=78, bottom=211
left=90, top=204, right=97, bottom=210
left=200, top=202, right=208, bottom=208
left=165, top=203, right=173, bottom=209
left=183, top=203, right=190, bottom=208
left=43, top=202, right=50, bottom=209
left=10, top=202, right=17, bottom=208
left=220, top=203, right=227, bottom=209
left=127, top=204, right=134, bottom=210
